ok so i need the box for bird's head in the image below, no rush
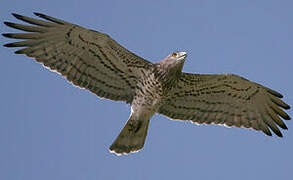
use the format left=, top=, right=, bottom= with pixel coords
left=164, top=51, right=187, bottom=65
left=155, top=51, right=187, bottom=81
left=158, top=51, right=187, bottom=71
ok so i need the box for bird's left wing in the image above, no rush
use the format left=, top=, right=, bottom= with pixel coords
left=3, top=13, right=153, bottom=103
left=158, top=73, right=291, bottom=137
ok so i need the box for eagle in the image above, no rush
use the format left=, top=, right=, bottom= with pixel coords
left=3, top=13, right=291, bottom=155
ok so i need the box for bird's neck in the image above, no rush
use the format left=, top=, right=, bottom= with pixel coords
left=154, top=64, right=182, bottom=90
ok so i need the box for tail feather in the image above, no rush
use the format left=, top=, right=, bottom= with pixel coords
left=109, top=114, right=150, bottom=155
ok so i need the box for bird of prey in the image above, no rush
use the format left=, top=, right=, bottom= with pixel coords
left=3, top=13, right=291, bottom=155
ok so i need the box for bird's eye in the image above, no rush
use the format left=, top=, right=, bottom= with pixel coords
left=172, top=53, right=177, bottom=57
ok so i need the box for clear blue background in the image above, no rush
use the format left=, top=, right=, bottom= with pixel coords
left=1, top=0, right=292, bottom=179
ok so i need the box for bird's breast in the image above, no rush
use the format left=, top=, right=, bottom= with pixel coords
left=131, top=73, right=163, bottom=118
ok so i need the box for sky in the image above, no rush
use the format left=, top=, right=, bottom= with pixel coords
left=0, top=0, right=292, bottom=180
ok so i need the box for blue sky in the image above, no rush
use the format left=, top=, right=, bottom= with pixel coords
left=1, top=0, right=292, bottom=179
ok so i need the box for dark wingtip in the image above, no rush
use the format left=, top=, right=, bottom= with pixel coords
left=3, top=43, right=14, bottom=47
left=2, top=33, right=13, bottom=38
left=15, top=49, right=24, bottom=54
left=34, top=12, right=44, bottom=18
left=267, top=88, right=283, bottom=98
left=12, top=13, right=23, bottom=19
left=263, top=130, right=272, bottom=137
left=3, top=21, right=13, bottom=26
left=282, top=113, right=291, bottom=120
left=275, top=131, right=283, bottom=138
left=278, top=122, right=288, bottom=130
left=33, top=12, right=41, bottom=16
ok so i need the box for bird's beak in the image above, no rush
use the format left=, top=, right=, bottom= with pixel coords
left=177, top=52, right=187, bottom=61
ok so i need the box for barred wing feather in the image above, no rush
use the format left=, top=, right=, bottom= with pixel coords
left=3, top=13, right=152, bottom=103
left=158, top=73, right=291, bottom=137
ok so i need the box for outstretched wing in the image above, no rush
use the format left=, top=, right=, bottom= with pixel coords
left=3, top=13, right=153, bottom=103
left=158, top=73, right=291, bottom=137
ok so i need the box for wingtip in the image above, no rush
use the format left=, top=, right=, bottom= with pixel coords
left=33, top=12, right=47, bottom=18
left=3, top=21, right=11, bottom=26
left=33, top=12, right=42, bottom=17
left=282, top=113, right=291, bottom=120
left=275, top=131, right=283, bottom=138
left=3, top=43, right=13, bottom=47
left=12, top=13, right=23, bottom=19
left=267, top=88, right=283, bottom=98
left=2, top=33, right=13, bottom=38
left=277, top=93, right=283, bottom=98
left=263, top=129, right=272, bottom=137
left=14, top=49, right=24, bottom=54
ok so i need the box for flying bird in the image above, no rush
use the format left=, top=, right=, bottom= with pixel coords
left=3, top=13, right=291, bottom=155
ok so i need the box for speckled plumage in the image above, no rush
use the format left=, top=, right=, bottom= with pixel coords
left=3, top=13, right=291, bottom=155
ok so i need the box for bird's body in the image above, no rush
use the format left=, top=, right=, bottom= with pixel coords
left=110, top=53, right=187, bottom=154
left=110, top=68, right=163, bottom=154
left=3, top=13, right=291, bottom=155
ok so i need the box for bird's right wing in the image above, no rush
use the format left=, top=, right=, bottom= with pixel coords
left=158, top=73, right=291, bottom=137
left=3, top=13, right=153, bottom=103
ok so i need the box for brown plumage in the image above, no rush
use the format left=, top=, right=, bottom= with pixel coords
left=3, top=13, right=291, bottom=155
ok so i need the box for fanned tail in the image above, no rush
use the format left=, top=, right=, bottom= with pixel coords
left=109, top=114, right=150, bottom=155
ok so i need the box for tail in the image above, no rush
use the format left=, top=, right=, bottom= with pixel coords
left=109, top=114, right=150, bottom=155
